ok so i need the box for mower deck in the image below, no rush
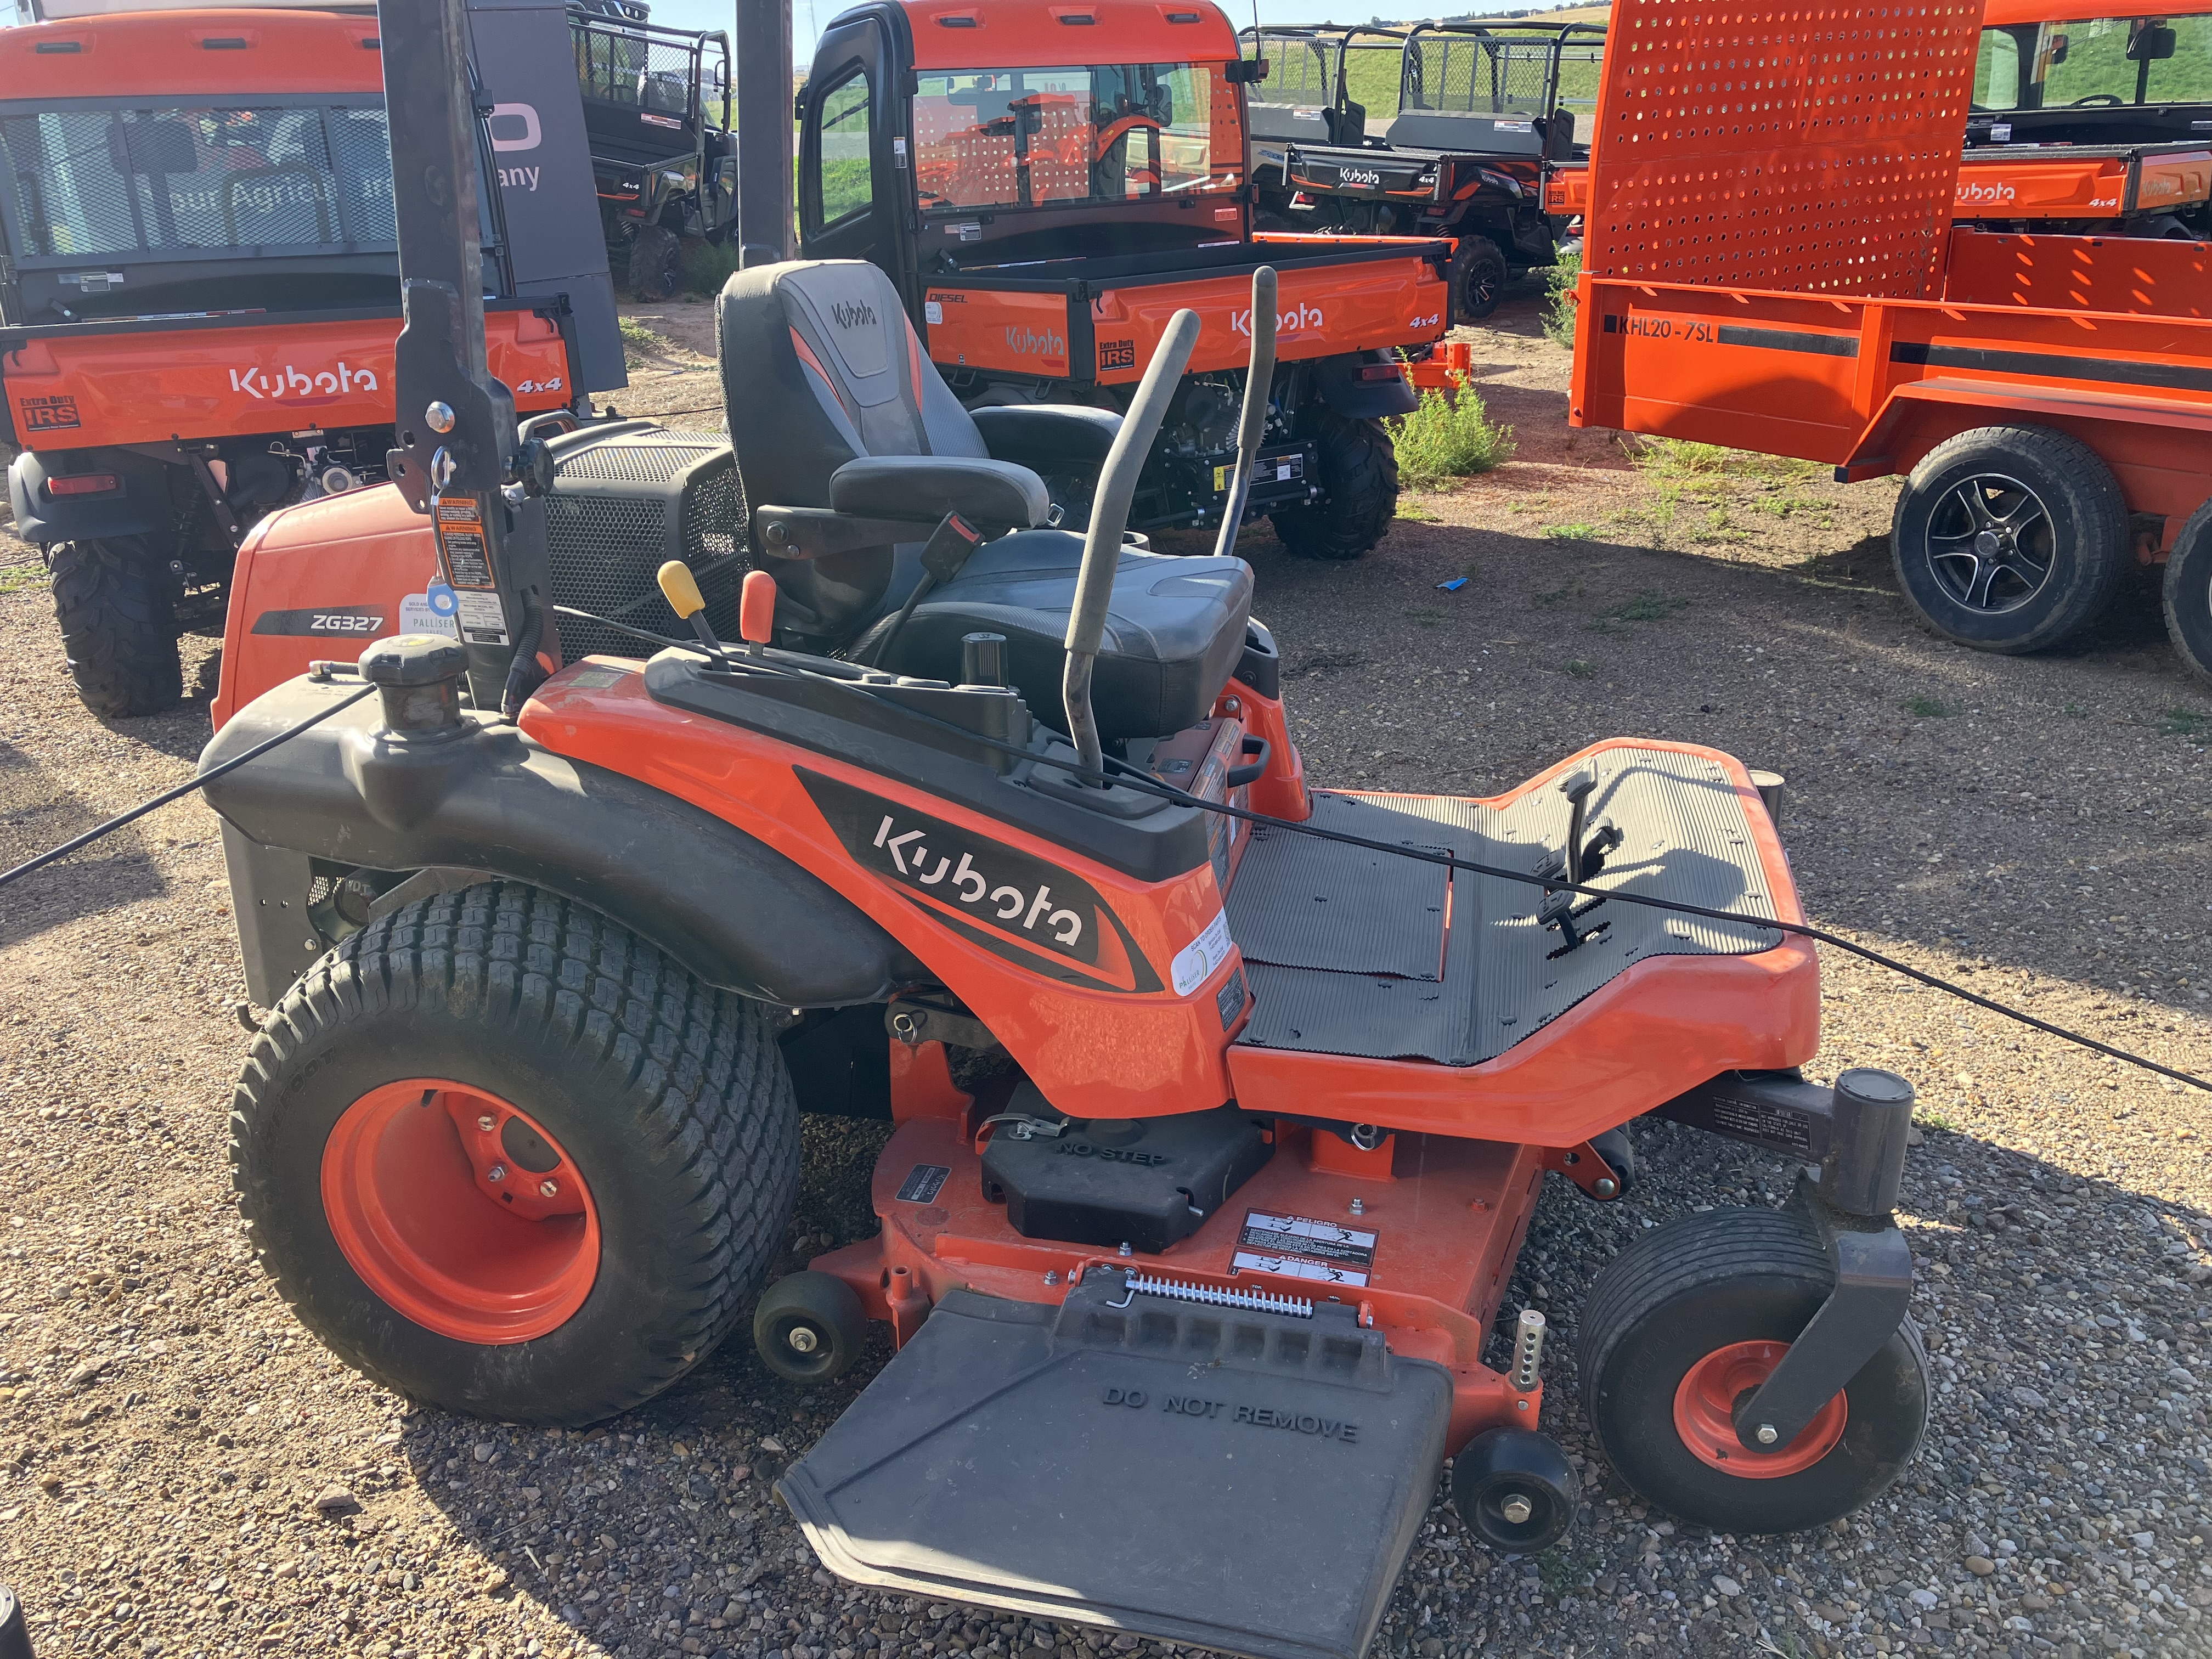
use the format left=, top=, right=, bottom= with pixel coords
left=1231, top=751, right=1785, bottom=1066
left=780, top=1272, right=1455, bottom=1659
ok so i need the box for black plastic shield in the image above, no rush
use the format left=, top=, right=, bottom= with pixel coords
left=779, top=1277, right=1453, bottom=1659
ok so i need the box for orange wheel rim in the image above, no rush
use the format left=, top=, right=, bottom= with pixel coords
left=1671, top=1339, right=1847, bottom=1479
left=321, top=1079, right=600, bottom=1345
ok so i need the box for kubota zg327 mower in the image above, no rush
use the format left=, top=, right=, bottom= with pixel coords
left=199, top=0, right=1931, bottom=1652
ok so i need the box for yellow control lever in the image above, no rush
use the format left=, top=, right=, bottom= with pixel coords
left=656, top=560, right=726, bottom=661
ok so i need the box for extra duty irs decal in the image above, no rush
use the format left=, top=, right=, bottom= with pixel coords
left=800, top=770, right=1161, bottom=993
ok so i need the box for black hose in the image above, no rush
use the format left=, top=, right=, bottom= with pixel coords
left=0, top=684, right=377, bottom=893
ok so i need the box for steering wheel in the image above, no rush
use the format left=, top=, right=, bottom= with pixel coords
left=2070, top=92, right=2125, bottom=105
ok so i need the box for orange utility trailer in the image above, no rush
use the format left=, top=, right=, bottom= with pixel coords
left=1568, top=0, right=2212, bottom=685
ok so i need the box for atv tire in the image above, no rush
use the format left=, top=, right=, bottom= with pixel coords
left=628, top=224, right=684, bottom=301
left=230, top=881, right=802, bottom=1425
left=1890, top=425, right=2127, bottom=654
left=50, top=535, right=184, bottom=719
left=2162, top=497, right=2212, bottom=689
left=1270, top=405, right=1398, bottom=561
left=1449, top=235, right=1509, bottom=324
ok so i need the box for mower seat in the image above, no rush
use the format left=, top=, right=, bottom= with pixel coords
left=718, top=259, right=1252, bottom=740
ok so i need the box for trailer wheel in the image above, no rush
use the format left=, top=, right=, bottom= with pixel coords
left=629, top=224, right=684, bottom=300
left=1578, top=1206, right=1928, bottom=1534
left=1449, top=235, right=1509, bottom=324
left=49, top=536, right=183, bottom=719
left=1270, top=407, right=1398, bottom=561
left=231, top=881, right=800, bottom=1425
left=1891, top=426, right=2127, bottom=653
left=2162, top=498, right=2212, bottom=689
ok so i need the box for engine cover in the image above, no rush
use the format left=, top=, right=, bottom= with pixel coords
left=981, top=1085, right=1270, bottom=1254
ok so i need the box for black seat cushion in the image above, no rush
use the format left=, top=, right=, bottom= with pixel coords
left=829, top=455, right=1050, bottom=532
left=853, top=529, right=1253, bottom=741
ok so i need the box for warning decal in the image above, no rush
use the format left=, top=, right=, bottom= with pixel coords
left=435, top=496, right=495, bottom=589
left=896, top=1164, right=950, bottom=1204
left=1233, top=1210, right=1377, bottom=1287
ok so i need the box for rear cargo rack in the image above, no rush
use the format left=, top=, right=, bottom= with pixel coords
left=1107, top=1268, right=1313, bottom=1318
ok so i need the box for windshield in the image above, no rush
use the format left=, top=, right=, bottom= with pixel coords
left=1974, top=14, right=2212, bottom=109
left=911, top=63, right=1236, bottom=212
left=0, top=100, right=396, bottom=261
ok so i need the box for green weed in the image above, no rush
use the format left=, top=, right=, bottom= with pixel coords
left=1606, top=590, right=1690, bottom=622
left=1396, top=500, right=1441, bottom=523
left=618, top=315, right=663, bottom=359
left=1632, top=436, right=1822, bottom=485
left=1534, top=578, right=1585, bottom=607
left=1386, top=380, right=1515, bottom=490
left=0, top=562, right=47, bottom=595
left=2063, top=702, right=2090, bottom=718
left=2159, top=707, right=2211, bottom=738
left=1544, top=522, right=1597, bottom=541
left=1542, top=249, right=1581, bottom=349
left=681, top=236, right=744, bottom=297
left=1904, top=696, right=1953, bottom=719
left=1564, top=658, right=1596, bottom=678
left=1915, top=1110, right=1955, bottom=1132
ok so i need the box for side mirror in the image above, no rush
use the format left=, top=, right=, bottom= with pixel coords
left=2129, top=21, right=2179, bottom=60
left=794, top=82, right=810, bottom=121
left=1223, top=57, right=1269, bottom=84
left=2048, top=31, right=2070, bottom=66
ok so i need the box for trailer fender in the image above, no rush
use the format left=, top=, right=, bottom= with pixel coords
left=203, top=677, right=924, bottom=1009
left=1313, top=350, right=1418, bottom=419
left=7, top=448, right=173, bottom=545
left=1850, top=381, right=2212, bottom=535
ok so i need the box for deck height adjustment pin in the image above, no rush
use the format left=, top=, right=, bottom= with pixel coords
left=1512, top=1308, right=1547, bottom=1394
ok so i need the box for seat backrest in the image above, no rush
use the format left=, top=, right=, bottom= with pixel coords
left=716, top=258, right=990, bottom=640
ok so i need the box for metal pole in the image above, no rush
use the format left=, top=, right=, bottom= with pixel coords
left=380, top=0, right=558, bottom=712
left=736, top=0, right=795, bottom=267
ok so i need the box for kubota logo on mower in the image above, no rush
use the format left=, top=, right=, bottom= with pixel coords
left=799, top=770, right=1162, bottom=992
left=1232, top=303, right=1324, bottom=338
left=228, top=360, right=381, bottom=402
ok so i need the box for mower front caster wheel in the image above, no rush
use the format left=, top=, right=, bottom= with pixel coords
left=753, top=1271, right=867, bottom=1384
left=1579, top=1206, right=1929, bottom=1534
left=1452, top=1427, right=1576, bottom=1552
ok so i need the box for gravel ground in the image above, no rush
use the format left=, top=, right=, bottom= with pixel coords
left=2, top=295, right=2210, bottom=1659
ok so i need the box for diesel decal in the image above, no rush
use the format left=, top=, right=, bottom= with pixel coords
left=250, top=606, right=389, bottom=637
left=799, top=770, right=1163, bottom=992
left=21, top=394, right=80, bottom=431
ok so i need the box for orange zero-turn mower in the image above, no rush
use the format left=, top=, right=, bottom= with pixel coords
left=201, top=1, right=1930, bottom=1653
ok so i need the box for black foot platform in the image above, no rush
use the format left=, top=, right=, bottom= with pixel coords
left=778, top=1272, right=1453, bottom=1659
left=1226, top=746, right=1782, bottom=1065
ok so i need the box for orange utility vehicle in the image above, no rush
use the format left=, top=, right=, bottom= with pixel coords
left=0, top=8, right=578, bottom=718
left=193, top=1, right=1944, bottom=1652
left=1568, top=0, right=2212, bottom=682
left=793, top=0, right=1452, bottom=558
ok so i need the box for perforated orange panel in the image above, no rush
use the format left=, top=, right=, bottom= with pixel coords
left=1582, top=0, right=1982, bottom=298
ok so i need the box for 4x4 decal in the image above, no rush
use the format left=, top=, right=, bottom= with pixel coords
left=800, top=770, right=1161, bottom=994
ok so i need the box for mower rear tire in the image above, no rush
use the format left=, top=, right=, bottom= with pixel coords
left=1449, top=235, right=1509, bottom=324
left=753, top=1270, right=868, bottom=1384
left=50, top=536, right=183, bottom=718
left=1578, top=1206, right=1928, bottom=1534
left=2161, top=496, right=2212, bottom=688
left=1890, top=425, right=2127, bottom=653
left=1270, top=407, right=1398, bottom=561
left=1451, top=1426, right=1576, bottom=1552
left=629, top=224, right=683, bottom=301
left=230, top=881, right=801, bottom=1425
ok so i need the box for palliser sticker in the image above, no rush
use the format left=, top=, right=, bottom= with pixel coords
left=800, top=769, right=1161, bottom=992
